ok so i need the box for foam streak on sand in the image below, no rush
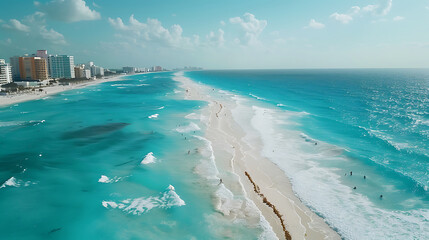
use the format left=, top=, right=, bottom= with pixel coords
left=173, top=71, right=340, bottom=240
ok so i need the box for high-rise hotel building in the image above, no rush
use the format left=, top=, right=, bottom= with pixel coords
left=9, top=56, right=20, bottom=80
left=48, top=55, right=75, bottom=79
left=0, top=59, right=13, bottom=84
left=19, top=57, right=49, bottom=81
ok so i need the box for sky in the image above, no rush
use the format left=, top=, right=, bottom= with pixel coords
left=0, top=0, right=429, bottom=69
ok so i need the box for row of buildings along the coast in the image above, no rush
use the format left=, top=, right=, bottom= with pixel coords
left=0, top=50, right=106, bottom=87
left=1, top=50, right=166, bottom=89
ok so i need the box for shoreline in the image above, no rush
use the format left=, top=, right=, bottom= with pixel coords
left=175, top=72, right=341, bottom=239
left=0, top=74, right=134, bottom=107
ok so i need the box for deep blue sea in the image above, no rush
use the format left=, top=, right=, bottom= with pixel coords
left=1, top=69, right=428, bottom=239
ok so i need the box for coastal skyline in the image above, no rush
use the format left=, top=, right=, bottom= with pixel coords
left=1, top=1, right=428, bottom=239
left=1, top=0, right=429, bottom=69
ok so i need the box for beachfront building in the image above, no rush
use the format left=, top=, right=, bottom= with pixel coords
left=18, top=57, right=49, bottom=81
left=0, top=59, right=13, bottom=84
left=74, top=65, right=91, bottom=79
left=84, top=62, right=104, bottom=77
left=151, top=66, right=163, bottom=72
left=34, top=58, right=49, bottom=80
left=49, top=55, right=75, bottom=79
left=123, top=66, right=136, bottom=74
left=9, top=56, right=20, bottom=80
left=36, top=50, right=50, bottom=77
left=36, top=50, right=48, bottom=59
left=91, top=66, right=104, bottom=76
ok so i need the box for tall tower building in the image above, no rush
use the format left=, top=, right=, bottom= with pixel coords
left=19, top=57, right=36, bottom=80
left=0, top=59, right=13, bottom=84
left=9, top=56, right=20, bottom=80
left=36, top=50, right=49, bottom=78
left=48, top=55, right=75, bottom=79
left=34, top=58, right=49, bottom=80
left=19, top=57, right=49, bottom=81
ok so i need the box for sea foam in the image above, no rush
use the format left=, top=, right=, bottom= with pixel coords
left=98, top=175, right=126, bottom=183
left=141, top=152, right=156, bottom=164
left=102, top=185, right=185, bottom=215
left=176, top=122, right=200, bottom=133
left=232, top=98, right=429, bottom=240
left=0, top=177, right=36, bottom=189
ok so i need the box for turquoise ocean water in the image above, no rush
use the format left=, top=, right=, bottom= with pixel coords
left=0, top=73, right=271, bottom=240
left=186, top=69, right=429, bottom=239
left=1, top=69, right=428, bottom=239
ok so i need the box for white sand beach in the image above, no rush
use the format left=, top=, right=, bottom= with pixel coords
left=175, top=73, right=341, bottom=240
left=0, top=75, right=126, bottom=107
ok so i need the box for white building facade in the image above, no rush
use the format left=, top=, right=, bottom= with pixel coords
left=0, top=59, right=13, bottom=85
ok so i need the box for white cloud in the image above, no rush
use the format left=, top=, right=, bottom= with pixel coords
left=351, top=6, right=361, bottom=14
left=306, top=19, right=325, bottom=29
left=393, top=16, right=404, bottom=21
left=220, top=20, right=226, bottom=26
left=330, top=5, right=361, bottom=24
left=40, top=27, right=66, bottom=44
left=2, top=19, right=30, bottom=32
left=380, top=0, right=393, bottom=15
left=37, top=0, right=100, bottom=22
left=2, top=12, right=66, bottom=45
left=229, top=13, right=267, bottom=45
left=362, top=0, right=393, bottom=16
left=330, top=13, right=353, bottom=24
left=206, top=29, right=225, bottom=47
left=363, top=4, right=378, bottom=13
left=331, top=1, right=393, bottom=25
left=108, top=15, right=194, bottom=49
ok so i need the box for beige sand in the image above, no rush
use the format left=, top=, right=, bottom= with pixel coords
left=0, top=75, right=129, bottom=107
left=176, top=74, right=341, bottom=240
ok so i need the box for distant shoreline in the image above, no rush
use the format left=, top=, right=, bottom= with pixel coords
left=0, top=74, right=138, bottom=107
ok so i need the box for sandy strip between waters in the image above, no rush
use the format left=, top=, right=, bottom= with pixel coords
left=0, top=74, right=130, bottom=107
left=176, top=75, right=341, bottom=240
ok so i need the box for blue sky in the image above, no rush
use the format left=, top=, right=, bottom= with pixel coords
left=1, top=0, right=428, bottom=69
